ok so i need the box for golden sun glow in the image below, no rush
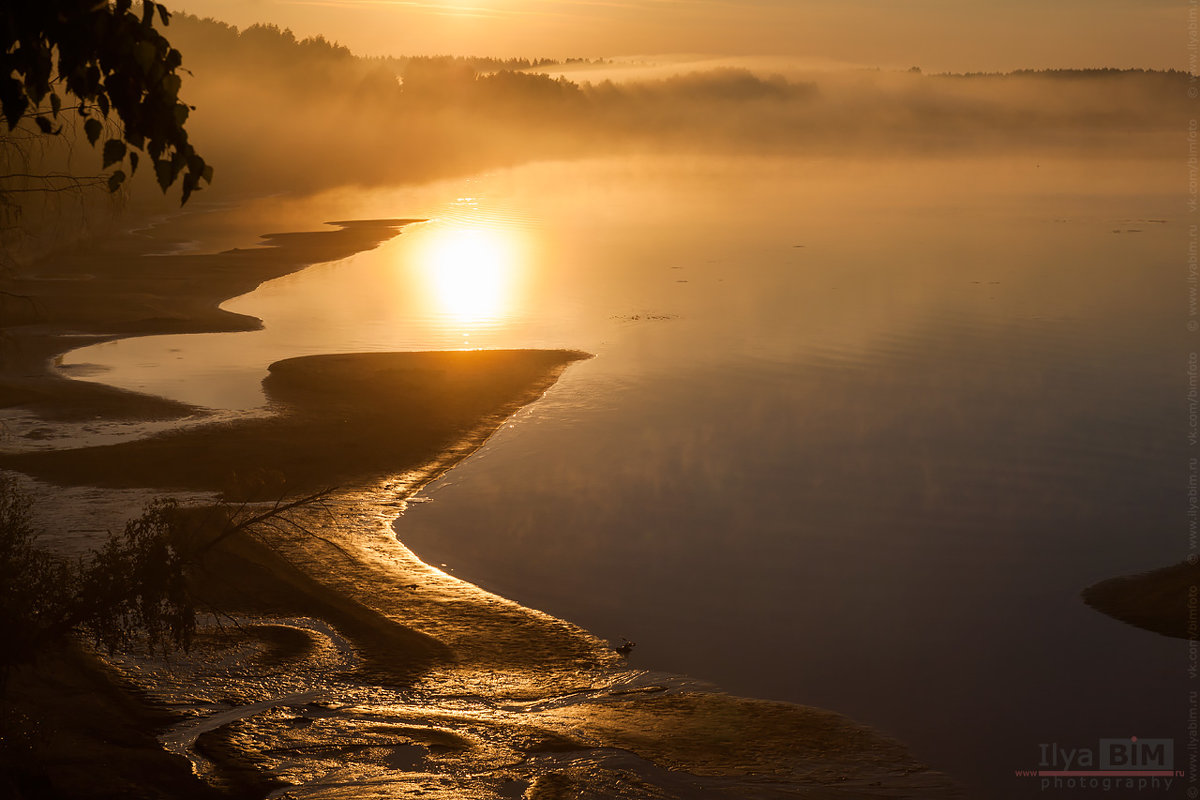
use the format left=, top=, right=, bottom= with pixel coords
left=415, top=224, right=523, bottom=325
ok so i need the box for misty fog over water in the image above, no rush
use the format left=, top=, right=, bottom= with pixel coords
left=3, top=12, right=1190, bottom=798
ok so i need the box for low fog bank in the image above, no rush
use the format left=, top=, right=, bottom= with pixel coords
left=3, top=13, right=1190, bottom=248
left=164, top=16, right=1185, bottom=198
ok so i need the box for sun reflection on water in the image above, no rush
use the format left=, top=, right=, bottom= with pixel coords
left=413, top=223, right=525, bottom=327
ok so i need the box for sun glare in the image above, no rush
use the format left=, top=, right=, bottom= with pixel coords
left=415, top=224, right=522, bottom=326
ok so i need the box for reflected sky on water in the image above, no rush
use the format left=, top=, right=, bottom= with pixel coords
left=59, top=156, right=1187, bottom=797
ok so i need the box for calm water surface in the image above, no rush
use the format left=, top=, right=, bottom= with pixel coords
left=63, top=156, right=1187, bottom=797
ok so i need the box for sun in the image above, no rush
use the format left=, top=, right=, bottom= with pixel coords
left=415, top=224, right=521, bottom=325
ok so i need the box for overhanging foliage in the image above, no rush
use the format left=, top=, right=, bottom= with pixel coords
left=1, top=0, right=211, bottom=202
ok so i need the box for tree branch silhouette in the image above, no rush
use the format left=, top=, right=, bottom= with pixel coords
left=0, top=477, right=338, bottom=690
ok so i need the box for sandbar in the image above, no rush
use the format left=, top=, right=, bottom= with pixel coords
left=0, top=218, right=417, bottom=420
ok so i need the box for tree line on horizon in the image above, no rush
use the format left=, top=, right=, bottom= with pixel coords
left=155, top=14, right=1199, bottom=190
left=3, top=7, right=1192, bottom=245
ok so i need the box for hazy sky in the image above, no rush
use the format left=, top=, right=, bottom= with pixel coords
left=173, top=0, right=1186, bottom=72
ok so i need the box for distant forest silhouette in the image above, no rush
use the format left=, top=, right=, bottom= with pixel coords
left=10, top=13, right=1192, bottom=203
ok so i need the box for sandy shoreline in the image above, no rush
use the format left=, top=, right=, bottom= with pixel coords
left=0, top=215, right=963, bottom=798
left=0, top=218, right=417, bottom=421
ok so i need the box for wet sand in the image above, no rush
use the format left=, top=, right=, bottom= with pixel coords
left=134, top=496, right=964, bottom=799
left=0, top=642, right=233, bottom=800
left=0, top=217, right=963, bottom=798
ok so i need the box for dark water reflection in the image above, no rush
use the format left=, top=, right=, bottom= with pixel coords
left=400, top=323, right=1182, bottom=794
left=63, top=156, right=1187, bottom=796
